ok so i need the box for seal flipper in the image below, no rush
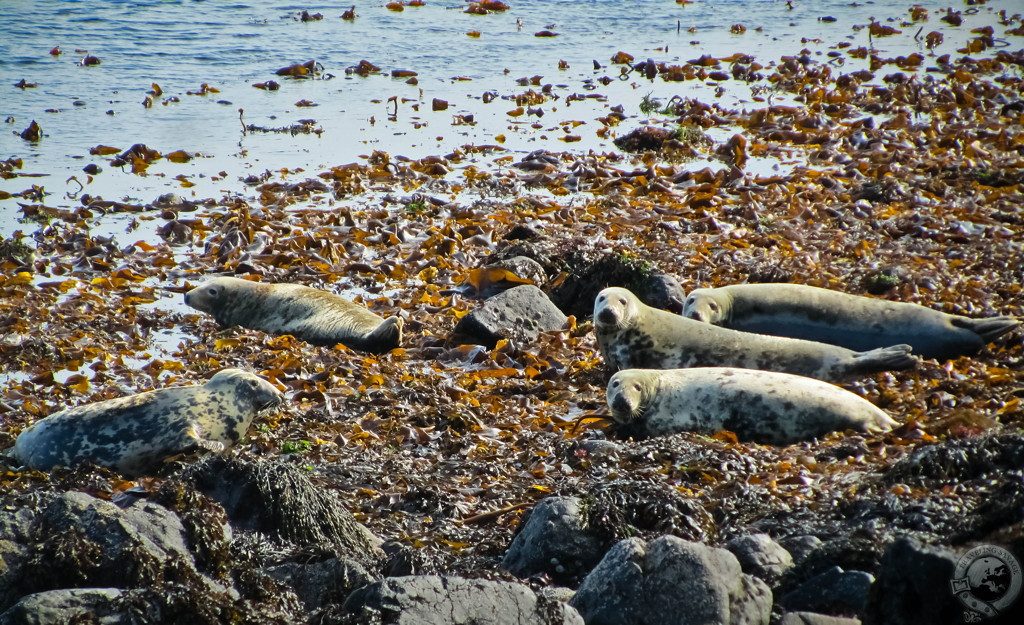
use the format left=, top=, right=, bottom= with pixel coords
left=365, top=316, right=403, bottom=353
left=848, top=343, right=917, bottom=376
left=183, top=422, right=226, bottom=454
left=952, top=315, right=1021, bottom=344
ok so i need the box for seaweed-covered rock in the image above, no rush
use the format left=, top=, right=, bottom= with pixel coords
left=587, top=480, right=715, bottom=544
left=613, top=126, right=676, bottom=152
left=17, top=491, right=230, bottom=606
left=726, top=534, right=794, bottom=586
left=502, top=496, right=607, bottom=582
left=0, top=588, right=123, bottom=625
left=265, top=556, right=375, bottom=611
left=886, top=434, right=1024, bottom=483
left=182, top=457, right=383, bottom=569
left=570, top=535, right=771, bottom=625
left=453, top=285, right=567, bottom=346
left=779, top=567, right=873, bottom=617
left=343, top=575, right=584, bottom=625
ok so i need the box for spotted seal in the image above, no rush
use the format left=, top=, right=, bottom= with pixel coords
left=10, top=369, right=282, bottom=476
left=607, top=367, right=897, bottom=444
left=682, top=283, right=1020, bottom=361
left=594, top=287, right=916, bottom=381
left=185, top=276, right=403, bottom=353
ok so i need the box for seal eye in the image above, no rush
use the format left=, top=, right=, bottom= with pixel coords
left=709, top=302, right=719, bottom=312
left=208, top=287, right=218, bottom=297
left=686, top=297, right=695, bottom=306
left=617, top=298, right=625, bottom=305
left=247, top=379, right=258, bottom=389
left=611, top=379, right=620, bottom=387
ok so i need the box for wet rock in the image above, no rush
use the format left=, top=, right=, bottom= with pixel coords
left=182, top=457, right=383, bottom=569
left=343, top=575, right=584, bottom=625
left=265, top=556, right=375, bottom=611
left=570, top=535, right=772, bottom=625
left=0, top=588, right=123, bottom=625
left=780, top=566, right=873, bottom=617
left=861, top=537, right=959, bottom=625
left=781, top=613, right=861, bottom=625
left=779, top=536, right=824, bottom=566
left=502, top=496, right=607, bottom=582
left=639, top=273, right=686, bottom=313
left=484, top=256, right=548, bottom=287
left=726, top=534, right=794, bottom=586
left=453, top=285, right=567, bottom=347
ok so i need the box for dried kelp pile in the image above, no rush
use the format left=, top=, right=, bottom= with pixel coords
left=1, top=4, right=1023, bottom=624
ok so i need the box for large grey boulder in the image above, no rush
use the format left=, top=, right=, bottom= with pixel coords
left=726, top=534, right=794, bottom=586
left=502, top=496, right=607, bottom=581
left=780, top=566, right=873, bottom=617
left=570, top=535, right=771, bottom=625
left=343, top=575, right=584, bottom=625
left=781, top=613, right=861, bottom=625
left=454, top=285, right=567, bottom=346
left=861, top=537, right=960, bottom=625
left=0, top=588, right=122, bottom=625
left=0, top=509, right=35, bottom=610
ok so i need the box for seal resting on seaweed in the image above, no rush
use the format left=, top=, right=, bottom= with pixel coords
left=10, top=369, right=282, bottom=476
left=682, top=283, right=1020, bottom=361
left=608, top=367, right=897, bottom=444
left=185, top=276, right=403, bottom=353
left=594, top=286, right=916, bottom=382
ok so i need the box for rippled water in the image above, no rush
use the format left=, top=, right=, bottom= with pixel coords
left=0, top=0, right=1012, bottom=236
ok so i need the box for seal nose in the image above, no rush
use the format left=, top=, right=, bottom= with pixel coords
left=184, top=291, right=191, bottom=305
left=688, top=311, right=703, bottom=322
left=611, top=394, right=630, bottom=413
left=597, top=309, right=617, bottom=325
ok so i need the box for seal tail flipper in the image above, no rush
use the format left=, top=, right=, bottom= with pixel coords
left=952, top=315, right=1021, bottom=344
left=850, top=344, right=918, bottom=375
left=369, top=316, right=404, bottom=351
left=864, top=411, right=899, bottom=434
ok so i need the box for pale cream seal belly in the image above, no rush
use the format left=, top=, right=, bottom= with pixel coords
left=594, top=286, right=916, bottom=382
left=10, top=369, right=282, bottom=476
left=608, top=367, right=897, bottom=444
left=185, top=276, right=403, bottom=353
left=683, top=283, right=1020, bottom=361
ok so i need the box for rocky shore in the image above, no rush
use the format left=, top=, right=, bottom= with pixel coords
left=2, top=6, right=1024, bottom=625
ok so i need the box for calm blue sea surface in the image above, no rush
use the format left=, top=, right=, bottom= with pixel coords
left=0, top=0, right=1012, bottom=233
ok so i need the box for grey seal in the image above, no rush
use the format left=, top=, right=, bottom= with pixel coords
left=594, top=286, right=916, bottom=381
left=185, top=276, right=403, bottom=353
left=608, top=367, right=897, bottom=444
left=10, top=369, right=282, bottom=476
left=679, top=282, right=1015, bottom=360
left=682, top=283, right=1020, bottom=360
